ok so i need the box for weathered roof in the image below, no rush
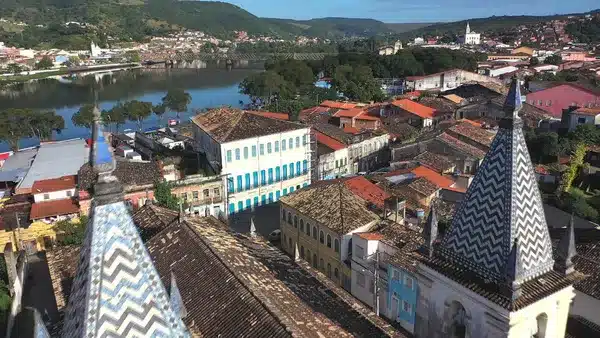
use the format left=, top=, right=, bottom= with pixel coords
left=566, top=316, right=600, bottom=338
left=442, top=94, right=465, bottom=104
left=391, top=99, right=436, bottom=119
left=315, top=131, right=346, bottom=151
left=280, top=180, right=380, bottom=234
left=381, top=223, right=423, bottom=273
left=438, top=79, right=559, bottom=293
left=344, top=176, right=391, bottom=209
left=30, top=199, right=79, bottom=220
left=414, top=151, right=454, bottom=172
left=132, top=203, right=179, bottom=241
left=191, top=108, right=306, bottom=143
left=78, top=160, right=161, bottom=193
left=408, top=177, right=439, bottom=196
left=320, top=100, right=358, bottom=110
left=418, top=97, right=459, bottom=113
left=436, top=132, right=487, bottom=159
left=447, top=121, right=495, bottom=147
left=146, top=219, right=290, bottom=337
left=31, top=175, right=76, bottom=194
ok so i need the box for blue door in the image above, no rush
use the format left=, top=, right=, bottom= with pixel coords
left=261, top=170, right=266, bottom=185
left=275, top=167, right=281, bottom=181
left=237, top=201, right=243, bottom=211
left=253, top=197, right=259, bottom=207
left=228, top=203, right=235, bottom=215
left=282, top=165, right=288, bottom=179
left=275, top=191, right=281, bottom=200
left=246, top=199, right=251, bottom=209
left=237, top=175, right=243, bottom=192
left=289, top=163, right=295, bottom=178
left=268, top=192, right=274, bottom=203
left=268, top=168, right=274, bottom=184
left=245, top=174, right=251, bottom=190
left=253, top=171, right=259, bottom=188
left=261, top=194, right=267, bottom=205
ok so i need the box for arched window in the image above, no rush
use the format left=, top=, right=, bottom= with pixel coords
left=327, top=263, right=332, bottom=278
left=534, top=313, right=548, bottom=338
left=327, top=234, right=332, bottom=248
left=320, top=258, right=324, bottom=270
left=312, top=226, right=317, bottom=240
left=334, top=268, right=339, bottom=280
left=334, top=239, right=340, bottom=253
left=294, top=216, right=298, bottom=228
left=306, top=223, right=310, bottom=236
left=448, top=301, right=467, bottom=338
left=300, top=219, right=304, bottom=232
left=287, top=212, right=292, bottom=224
left=281, top=208, right=286, bottom=219
left=288, top=238, right=292, bottom=250
left=306, top=249, right=311, bottom=261
left=300, top=246, right=305, bottom=259
left=320, top=231, right=325, bottom=244
left=313, top=254, right=318, bottom=268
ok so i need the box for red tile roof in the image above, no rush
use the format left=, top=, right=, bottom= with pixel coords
left=334, top=108, right=364, bottom=118
left=320, top=101, right=358, bottom=110
left=458, top=119, right=483, bottom=127
left=30, top=199, right=79, bottom=220
left=355, top=114, right=380, bottom=121
left=344, top=176, right=391, bottom=209
left=247, top=111, right=289, bottom=120
left=343, top=126, right=360, bottom=134
left=575, top=108, right=600, bottom=116
left=404, top=91, right=422, bottom=98
left=31, top=175, right=76, bottom=194
left=411, top=166, right=458, bottom=190
left=0, top=152, right=11, bottom=161
left=357, top=232, right=385, bottom=241
left=315, top=131, right=346, bottom=151
left=391, top=99, right=436, bottom=119
left=301, top=106, right=331, bottom=115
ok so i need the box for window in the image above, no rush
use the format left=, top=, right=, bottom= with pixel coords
left=235, top=148, right=240, bottom=160
left=229, top=203, right=235, bottom=215
left=204, top=189, right=210, bottom=198
left=243, top=174, right=250, bottom=190
left=268, top=168, right=274, bottom=184
left=357, top=272, right=366, bottom=287
left=334, top=239, right=340, bottom=253
left=546, top=100, right=551, bottom=107
left=289, top=162, right=295, bottom=178
left=294, top=216, right=298, bottom=228
left=303, top=160, right=308, bottom=174
left=261, top=170, right=266, bottom=185
left=44, top=193, right=50, bottom=200
left=282, top=164, right=288, bottom=179
left=288, top=238, right=292, bottom=250
left=295, top=136, right=300, bottom=148
left=402, top=301, right=412, bottom=313
left=538, top=100, right=542, bottom=106
left=267, top=142, right=272, bottom=154
left=306, top=223, right=310, bottom=236
left=251, top=145, right=257, bottom=157
left=296, top=161, right=301, bottom=175
left=393, top=270, right=400, bottom=281
left=287, top=212, right=292, bottom=224
left=300, top=246, right=305, bottom=259
left=335, top=159, right=339, bottom=168
left=578, top=117, right=587, bottom=124
left=238, top=201, right=243, bottom=211
left=243, top=146, right=249, bottom=159
left=261, top=194, right=266, bottom=205
left=313, top=254, right=318, bottom=268
left=355, top=245, right=364, bottom=259
left=66, top=190, right=73, bottom=197
left=275, top=141, right=279, bottom=152
left=327, top=263, right=332, bottom=278
left=334, top=268, right=339, bottom=279
left=268, top=192, right=273, bottom=203
left=289, top=138, right=293, bottom=149
left=404, top=276, right=413, bottom=289
left=290, top=186, right=295, bottom=193
left=313, top=226, right=317, bottom=240
left=236, top=175, right=243, bottom=192
left=260, top=144, right=264, bottom=155
left=246, top=199, right=251, bottom=209
left=300, top=219, right=304, bottom=232
left=253, top=172, right=259, bottom=188
left=226, top=150, right=232, bottom=162
left=282, top=208, right=286, bottom=219
left=368, top=278, right=374, bottom=294
left=320, top=231, right=325, bottom=244
left=282, top=139, right=287, bottom=151
left=302, top=135, right=307, bottom=145
left=275, top=167, right=281, bottom=181
left=320, top=258, right=324, bottom=270
left=283, top=188, right=288, bottom=195
left=275, top=190, right=280, bottom=200
left=181, top=193, right=188, bottom=201
left=228, top=177, right=234, bottom=193
left=534, top=313, right=548, bottom=338
left=327, top=234, right=332, bottom=248
left=214, top=188, right=220, bottom=196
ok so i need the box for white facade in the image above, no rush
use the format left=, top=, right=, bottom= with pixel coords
left=33, top=188, right=76, bottom=203
left=217, top=128, right=312, bottom=215
left=567, top=112, right=600, bottom=131
left=348, top=134, right=389, bottom=173
left=318, top=147, right=350, bottom=180
left=488, top=66, right=519, bottom=77
left=464, top=22, right=481, bottom=45
left=415, top=265, right=575, bottom=338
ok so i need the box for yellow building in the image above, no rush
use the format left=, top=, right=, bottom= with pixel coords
left=0, top=217, right=85, bottom=252
left=511, top=46, right=535, bottom=56
left=279, top=177, right=386, bottom=290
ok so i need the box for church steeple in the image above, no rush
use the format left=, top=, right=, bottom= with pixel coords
left=421, top=203, right=438, bottom=258
left=466, top=21, right=471, bottom=34
left=555, top=214, right=577, bottom=275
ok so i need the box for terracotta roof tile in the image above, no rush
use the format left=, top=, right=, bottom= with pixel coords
left=436, top=132, right=487, bottom=159
left=357, top=232, right=385, bottom=241
left=247, top=111, right=290, bottom=120
left=414, top=152, right=454, bottom=172
left=443, top=94, right=465, bottom=104
left=344, top=176, right=391, bottom=209
left=132, top=203, right=179, bottom=241
left=31, top=175, right=76, bottom=194
left=315, top=131, right=346, bottom=151
left=320, top=100, right=358, bottom=110
left=411, top=166, right=455, bottom=189
left=391, top=99, right=436, bottom=119
left=30, top=199, right=79, bottom=220
left=575, top=107, right=600, bottom=116
left=334, top=108, right=365, bottom=118
left=343, top=126, right=361, bottom=134
left=78, top=160, right=161, bottom=193
left=447, top=121, right=495, bottom=147
left=408, top=177, right=439, bottom=196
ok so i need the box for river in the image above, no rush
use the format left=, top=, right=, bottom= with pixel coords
left=0, top=63, right=262, bottom=151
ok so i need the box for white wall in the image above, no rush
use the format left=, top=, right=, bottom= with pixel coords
left=489, top=66, right=518, bottom=77
left=568, top=113, right=599, bottom=131
left=318, top=148, right=349, bottom=179
left=570, top=290, right=600, bottom=326
left=351, top=235, right=379, bottom=308
left=33, top=188, right=76, bottom=203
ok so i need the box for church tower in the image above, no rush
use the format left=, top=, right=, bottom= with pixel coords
left=413, top=78, right=582, bottom=338
left=466, top=22, right=471, bottom=34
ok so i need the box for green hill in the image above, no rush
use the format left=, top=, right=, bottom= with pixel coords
left=265, top=17, right=395, bottom=38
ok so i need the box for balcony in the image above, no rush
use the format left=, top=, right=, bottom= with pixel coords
left=187, top=196, right=223, bottom=206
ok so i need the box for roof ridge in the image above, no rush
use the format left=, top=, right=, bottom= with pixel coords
left=220, top=109, right=247, bottom=143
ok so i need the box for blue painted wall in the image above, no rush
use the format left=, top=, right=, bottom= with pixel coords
left=387, top=265, right=418, bottom=327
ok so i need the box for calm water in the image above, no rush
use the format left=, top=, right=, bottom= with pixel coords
left=0, top=65, right=261, bottom=151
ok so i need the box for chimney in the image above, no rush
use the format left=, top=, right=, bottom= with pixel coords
left=3, top=243, right=17, bottom=293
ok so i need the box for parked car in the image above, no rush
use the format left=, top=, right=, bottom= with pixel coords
left=268, top=229, right=281, bottom=242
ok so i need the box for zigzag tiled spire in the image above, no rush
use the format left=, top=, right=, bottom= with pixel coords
left=439, top=78, right=554, bottom=288
left=62, top=101, right=189, bottom=337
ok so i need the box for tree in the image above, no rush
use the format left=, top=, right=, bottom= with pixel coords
left=154, top=180, right=180, bottom=211
left=124, top=100, right=153, bottom=130
left=558, top=142, right=587, bottom=196
left=161, top=89, right=192, bottom=117
left=72, top=104, right=96, bottom=130
left=36, top=56, right=54, bottom=70
left=152, top=104, right=167, bottom=127
left=29, top=110, right=65, bottom=141
left=544, top=54, right=562, bottom=65
left=68, top=55, right=81, bottom=66
left=266, top=59, right=316, bottom=89
left=239, top=71, right=293, bottom=104
left=102, top=102, right=127, bottom=133
left=0, top=109, right=34, bottom=151
left=333, top=64, right=383, bottom=102
left=54, top=215, right=88, bottom=246
left=6, top=63, right=21, bottom=74
left=569, top=124, right=600, bottom=146
left=529, top=57, right=540, bottom=66
left=126, top=51, right=141, bottom=63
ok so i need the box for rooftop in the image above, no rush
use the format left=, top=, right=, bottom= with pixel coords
left=29, top=198, right=79, bottom=220
left=436, top=132, right=487, bottom=159
left=247, top=111, right=290, bottom=120
left=132, top=203, right=179, bottom=241
left=344, top=176, right=391, bottom=209
left=391, top=99, right=436, bottom=119
left=574, top=107, right=600, bottom=116
left=334, top=107, right=365, bottom=118
left=447, top=121, right=495, bottom=147
left=418, top=97, right=459, bottom=113
left=315, top=131, right=347, bottom=151
left=414, top=152, right=454, bottom=173
left=191, top=108, right=306, bottom=143
left=407, top=177, right=439, bottom=196
left=411, top=165, right=457, bottom=190
left=31, top=175, right=76, bottom=194
left=320, top=100, right=359, bottom=110
left=78, top=159, right=161, bottom=193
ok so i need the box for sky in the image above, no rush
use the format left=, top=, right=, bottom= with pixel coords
left=221, top=0, right=599, bottom=23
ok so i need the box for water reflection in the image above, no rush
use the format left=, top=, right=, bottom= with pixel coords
left=0, top=65, right=260, bottom=151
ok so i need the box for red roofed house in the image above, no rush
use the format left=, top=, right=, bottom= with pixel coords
left=333, top=108, right=381, bottom=130
left=320, top=100, right=359, bottom=110
left=30, top=175, right=79, bottom=221
left=526, top=83, right=600, bottom=119
left=316, top=131, right=350, bottom=180
left=561, top=106, right=600, bottom=132
left=390, top=99, right=436, bottom=128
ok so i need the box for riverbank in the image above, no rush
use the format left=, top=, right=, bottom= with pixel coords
left=0, top=63, right=142, bottom=84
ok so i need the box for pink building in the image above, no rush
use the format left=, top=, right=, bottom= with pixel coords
left=560, top=51, right=596, bottom=62
left=526, top=83, right=600, bottom=118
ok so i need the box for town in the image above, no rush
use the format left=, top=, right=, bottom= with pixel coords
left=0, top=2, right=599, bottom=338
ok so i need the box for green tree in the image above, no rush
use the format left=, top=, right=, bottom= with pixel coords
left=102, top=102, right=127, bottom=133
left=68, top=55, right=81, bottom=66
left=0, top=279, right=11, bottom=331
left=544, top=54, right=563, bottom=65
left=126, top=51, right=141, bottom=63
left=29, top=110, right=65, bottom=141
left=266, top=59, right=316, bottom=89
left=0, top=109, right=35, bottom=151
left=54, top=215, right=88, bottom=246
left=569, top=124, right=600, bottom=146
left=6, top=63, right=21, bottom=74
left=333, top=64, right=383, bottom=102
left=36, top=55, right=54, bottom=70
left=558, top=143, right=587, bottom=196
left=72, top=104, right=96, bottom=130
left=239, top=71, right=293, bottom=104
left=124, top=100, right=153, bottom=130
left=529, top=57, right=540, bottom=66
left=161, top=89, right=192, bottom=117
left=154, top=180, right=180, bottom=211
left=152, top=104, right=167, bottom=127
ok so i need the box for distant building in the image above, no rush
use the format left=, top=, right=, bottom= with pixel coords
left=562, top=106, right=600, bottom=131
left=378, top=41, right=403, bottom=55
left=404, top=69, right=502, bottom=92
left=464, top=22, right=480, bottom=45
left=526, top=83, right=600, bottom=119
left=413, top=37, right=425, bottom=45
left=511, top=46, right=535, bottom=56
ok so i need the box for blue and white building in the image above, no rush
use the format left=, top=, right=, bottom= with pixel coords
left=191, top=108, right=312, bottom=217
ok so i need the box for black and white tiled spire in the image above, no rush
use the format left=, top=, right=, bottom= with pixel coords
left=439, top=78, right=555, bottom=287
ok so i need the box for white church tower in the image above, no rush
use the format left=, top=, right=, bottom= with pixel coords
left=413, top=78, right=582, bottom=338
left=464, top=22, right=481, bottom=45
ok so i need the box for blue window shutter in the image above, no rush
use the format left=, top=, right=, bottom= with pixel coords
left=237, top=201, right=243, bottom=211
left=235, top=148, right=240, bottom=160
left=243, top=147, right=248, bottom=159
left=253, top=197, right=259, bottom=207
left=261, top=194, right=266, bottom=205
left=296, top=161, right=301, bottom=175
left=289, top=138, right=293, bottom=149
left=251, top=145, right=257, bottom=157
left=275, top=167, right=281, bottom=181
left=289, top=163, right=295, bottom=178
left=283, top=165, right=288, bottom=179
left=268, top=168, right=273, bottom=184
left=261, top=170, right=266, bottom=185
left=303, top=160, right=308, bottom=174
left=268, top=192, right=273, bottom=202
left=290, top=187, right=295, bottom=193
left=226, top=150, right=232, bottom=162
left=282, top=140, right=287, bottom=151
left=303, top=135, right=307, bottom=145
left=245, top=174, right=250, bottom=190
left=260, top=144, right=264, bottom=155
left=229, top=203, right=235, bottom=215
left=283, top=188, right=288, bottom=195
left=246, top=199, right=251, bottom=209
left=296, top=137, right=300, bottom=148
left=253, top=171, right=259, bottom=187
left=228, top=177, right=234, bottom=193
left=267, top=143, right=272, bottom=154
left=275, top=141, right=279, bottom=152
left=303, top=183, right=308, bottom=187
left=237, top=175, right=243, bottom=192
left=276, top=191, right=281, bottom=200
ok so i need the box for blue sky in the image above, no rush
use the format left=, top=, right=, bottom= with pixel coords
left=221, top=0, right=599, bottom=23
